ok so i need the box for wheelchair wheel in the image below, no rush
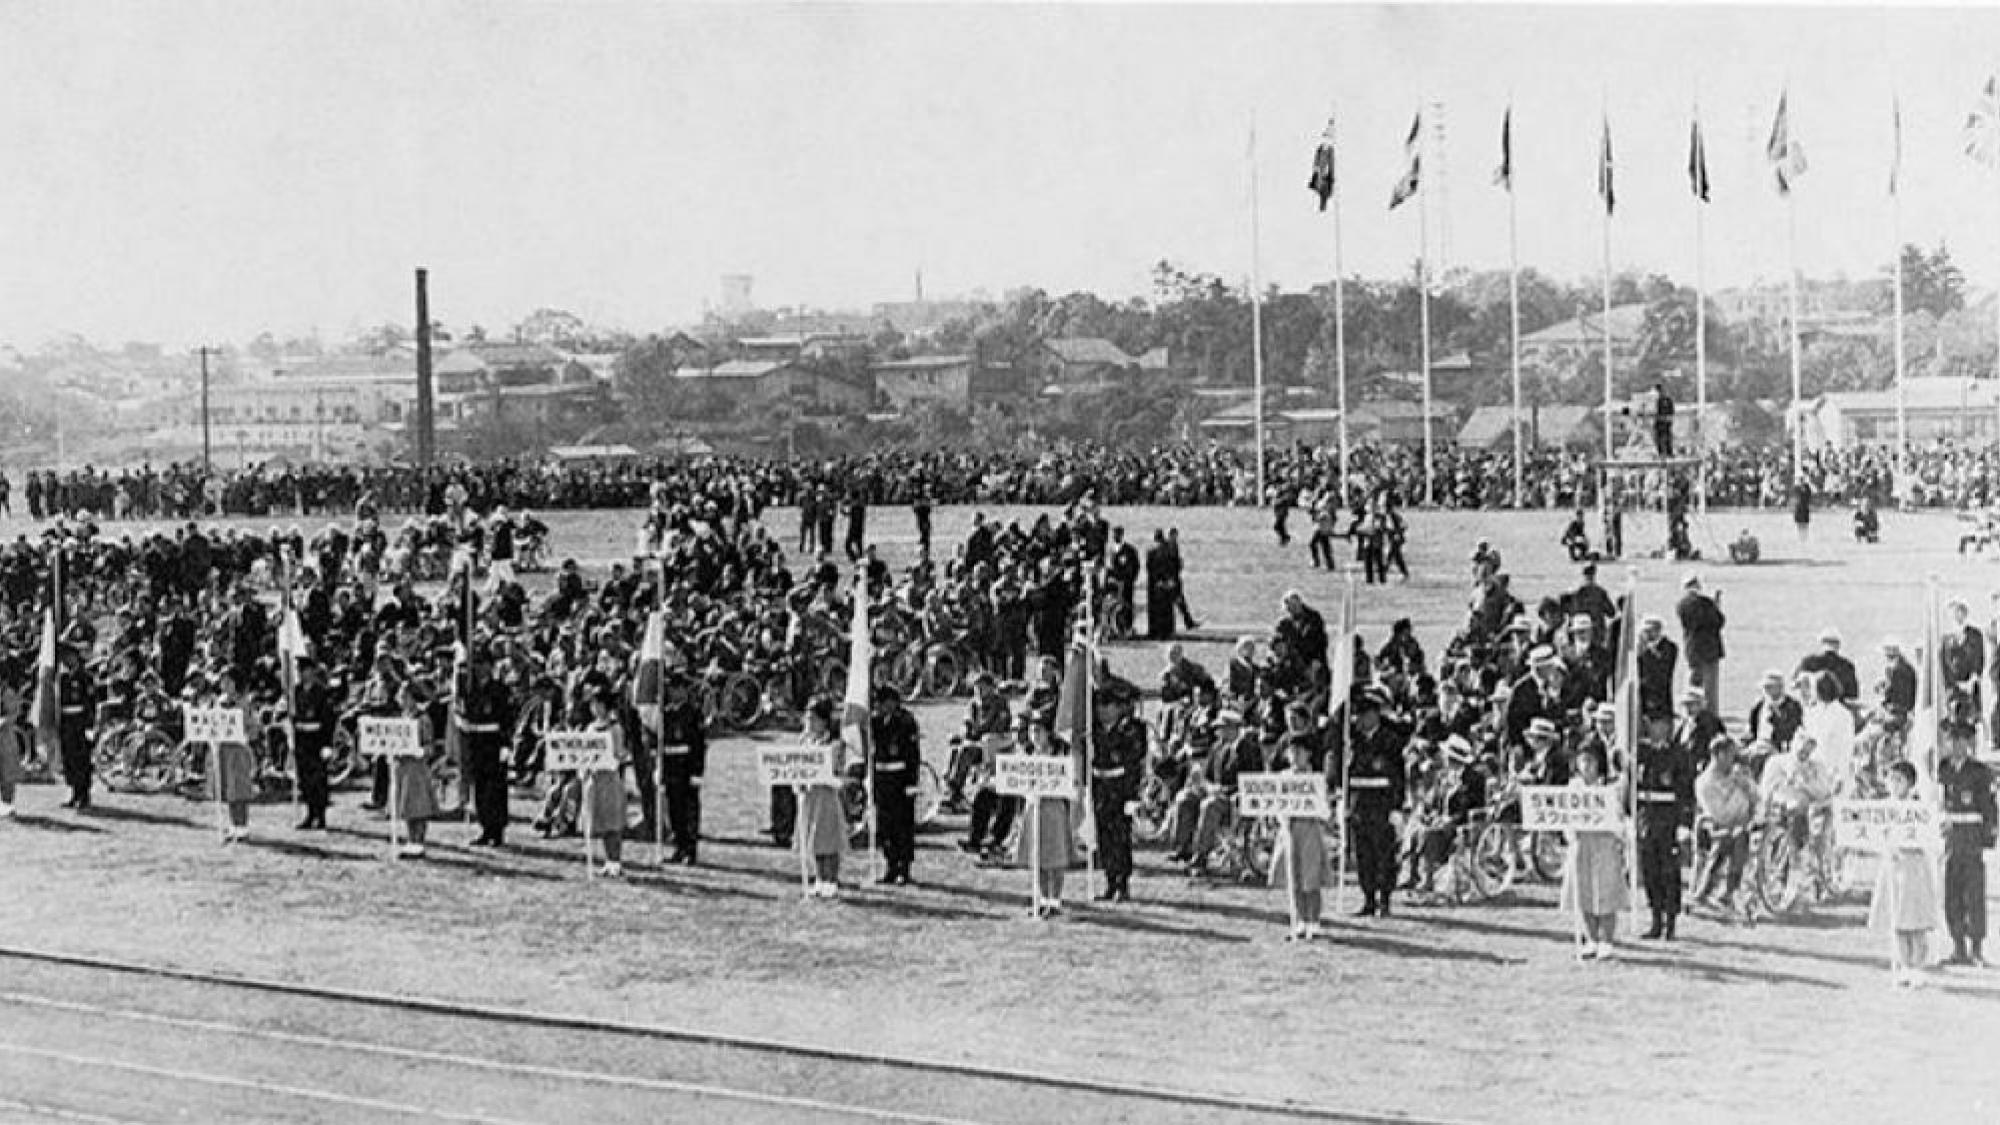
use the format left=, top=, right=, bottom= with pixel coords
left=1470, top=822, right=1518, bottom=898
left=718, top=673, right=763, bottom=731
left=324, top=728, right=360, bottom=789
left=1241, top=820, right=1275, bottom=883
left=1131, top=776, right=1173, bottom=843
left=94, top=730, right=133, bottom=792
left=1757, top=828, right=1801, bottom=915
left=922, top=645, right=965, bottom=699
left=890, top=646, right=928, bottom=701
left=124, top=729, right=180, bottom=794
left=430, top=753, right=466, bottom=817
left=1530, top=831, right=1568, bottom=883
left=914, top=762, right=943, bottom=828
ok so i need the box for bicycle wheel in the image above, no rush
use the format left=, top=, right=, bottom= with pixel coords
left=1530, top=831, right=1569, bottom=883
left=1757, top=828, right=1801, bottom=914
left=124, top=729, right=180, bottom=794
left=913, top=762, right=943, bottom=828
left=1470, top=822, right=1518, bottom=898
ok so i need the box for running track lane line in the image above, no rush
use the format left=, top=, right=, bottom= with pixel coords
left=0, top=992, right=982, bottom=1125
left=0, top=944, right=1448, bottom=1125
left=0, top=1096, right=143, bottom=1125
left=0, top=1040, right=536, bottom=1125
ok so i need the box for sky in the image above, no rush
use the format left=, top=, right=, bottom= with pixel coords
left=4, top=2, right=2000, bottom=349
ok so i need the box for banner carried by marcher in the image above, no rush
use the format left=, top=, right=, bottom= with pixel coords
left=544, top=731, right=618, bottom=773
left=1834, top=799, right=1939, bottom=852
left=358, top=717, right=424, bottom=759
left=1520, top=785, right=1621, bottom=832
left=184, top=707, right=245, bottom=745
left=756, top=744, right=839, bottom=788
left=1239, top=773, right=1331, bottom=819
left=994, top=754, right=1077, bottom=798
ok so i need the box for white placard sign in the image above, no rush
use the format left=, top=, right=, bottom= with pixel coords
left=756, top=745, right=838, bottom=787
left=184, top=706, right=245, bottom=745
left=544, top=731, right=618, bottom=773
left=359, top=717, right=425, bottom=759
left=1834, top=800, right=1939, bottom=853
left=994, top=754, right=1077, bottom=798
left=1519, top=785, right=1622, bottom=832
left=1238, top=773, right=1331, bottom=819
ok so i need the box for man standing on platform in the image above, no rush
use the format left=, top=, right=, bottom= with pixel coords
left=1653, top=381, right=1676, bottom=458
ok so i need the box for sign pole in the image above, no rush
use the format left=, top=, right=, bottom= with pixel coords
left=1029, top=791, right=1042, bottom=915
left=581, top=761, right=595, bottom=881
left=797, top=783, right=813, bottom=896
left=387, top=748, right=401, bottom=858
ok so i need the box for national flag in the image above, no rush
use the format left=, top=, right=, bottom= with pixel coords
left=1610, top=589, right=1641, bottom=781
left=1598, top=116, right=1615, bottom=215
left=1890, top=95, right=1904, bottom=196
left=631, top=609, right=667, bottom=739
left=1912, top=584, right=1943, bottom=790
left=1052, top=629, right=1095, bottom=843
left=841, top=576, right=873, bottom=758
left=1688, top=116, right=1711, bottom=202
left=30, top=607, right=58, bottom=763
left=1388, top=111, right=1422, bottom=210
left=1308, top=115, right=1336, bottom=211
left=1963, top=76, right=2000, bottom=169
left=1328, top=579, right=1357, bottom=716
left=1767, top=91, right=1808, bottom=196
left=1493, top=107, right=1512, bottom=191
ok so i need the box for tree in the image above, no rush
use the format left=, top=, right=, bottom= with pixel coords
left=1885, top=242, right=1967, bottom=319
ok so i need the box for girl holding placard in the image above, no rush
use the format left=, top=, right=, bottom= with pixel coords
left=1015, top=715, right=1077, bottom=918
left=1558, top=744, right=1627, bottom=960
left=393, top=682, right=439, bottom=858
left=211, top=673, right=260, bottom=843
left=1869, top=760, right=1941, bottom=987
left=584, top=689, right=630, bottom=877
left=797, top=697, right=849, bottom=898
left=1268, top=731, right=1333, bottom=941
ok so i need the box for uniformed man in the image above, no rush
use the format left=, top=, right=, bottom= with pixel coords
left=658, top=670, right=709, bottom=865
left=457, top=643, right=515, bottom=847
left=1634, top=732, right=1696, bottom=940
left=1939, top=719, right=1997, bottom=966
left=1339, top=687, right=1408, bottom=917
left=870, top=686, right=922, bottom=885
left=1090, top=679, right=1147, bottom=902
left=57, top=643, right=98, bottom=810
left=291, top=655, right=335, bottom=830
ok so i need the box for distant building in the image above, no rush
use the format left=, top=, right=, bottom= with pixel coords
left=434, top=342, right=590, bottom=393
left=1352, top=400, right=1459, bottom=449
left=1520, top=304, right=1647, bottom=383
left=1799, top=376, right=2000, bottom=451
left=870, top=355, right=974, bottom=411
left=1037, top=338, right=1141, bottom=386
left=674, top=360, right=873, bottom=415
left=1457, top=404, right=1599, bottom=450
left=735, top=333, right=871, bottom=363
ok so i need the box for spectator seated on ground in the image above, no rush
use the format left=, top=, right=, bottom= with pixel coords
left=1852, top=499, right=1880, bottom=544
left=1727, top=529, right=1761, bottom=565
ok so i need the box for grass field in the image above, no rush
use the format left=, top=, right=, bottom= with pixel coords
left=2, top=502, right=1997, bottom=1123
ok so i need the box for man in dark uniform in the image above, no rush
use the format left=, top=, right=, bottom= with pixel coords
left=1091, top=679, right=1147, bottom=902
left=457, top=644, right=515, bottom=847
left=291, top=655, right=335, bottom=830
left=1939, top=719, right=1997, bottom=966
left=1339, top=687, right=1408, bottom=917
left=1107, top=528, right=1140, bottom=631
left=911, top=488, right=933, bottom=556
left=870, top=686, right=923, bottom=885
left=57, top=644, right=98, bottom=809
left=658, top=670, right=710, bottom=864
left=1634, top=732, right=1696, bottom=940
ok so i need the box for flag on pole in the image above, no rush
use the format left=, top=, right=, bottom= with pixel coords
left=1687, top=116, right=1711, bottom=202
left=1610, top=588, right=1641, bottom=777
left=1328, top=577, right=1357, bottom=713
left=1597, top=115, right=1615, bottom=215
left=1388, top=111, right=1422, bottom=209
left=30, top=607, right=59, bottom=763
left=631, top=609, right=667, bottom=739
left=1889, top=95, right=1904, bottom=196
left=1963, top=76, right=2000, bottom=168
left=1308, top=114, right=1336, bottom=211
left=841, top=580, right=873, bottom=755
left=1767, top=91, right=1808, bottom=195
left=1492, top=107, right=1512, bottom=191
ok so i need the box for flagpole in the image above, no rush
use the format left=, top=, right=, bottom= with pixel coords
left=1693, top=102, right=1709, bottom=519
left=1418, top=163, right=1435, bottom=508
left=1893, top=131, right=1909, bottom=506
left=1507, top=106, right=1524, bottom=508
left=1250, top=118, right=1267, bottom=505
left=1601, top=174, right=1615, bottom=467
left=1787, top=191, right=1804, bottom=482
left=1334, top=150, right=1350, bottom=491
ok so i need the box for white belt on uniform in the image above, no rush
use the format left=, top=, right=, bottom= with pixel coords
left=1637, top=789, right=1678, bottom=803
left=459, top=721, right=501, bottom=733
left=1348, top=777, right=1390, bottom=790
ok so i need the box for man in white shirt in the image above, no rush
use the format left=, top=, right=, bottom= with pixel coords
left=1759, top=731, right=1838, bottom=849
left=1694, top=735, right=1758, bottom=916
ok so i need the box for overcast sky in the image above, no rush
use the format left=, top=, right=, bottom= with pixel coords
left=5, top=2, right=2000, bottom=349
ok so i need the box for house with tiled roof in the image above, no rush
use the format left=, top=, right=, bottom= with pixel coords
left=1037, top=337, right=1141, bottom=386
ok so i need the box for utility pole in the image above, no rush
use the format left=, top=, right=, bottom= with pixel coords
left=199, top=346, right=213, bottom=476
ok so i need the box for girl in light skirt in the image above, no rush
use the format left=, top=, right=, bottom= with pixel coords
left=1558, top=745, right=1628, bottom=960
left=796, top=697, right=850, bottom=898
left=209, top=673, right=261, bottom=843
left=1868, top=761, right=1941, bottom=987
left=392, top=681, right=439, bottom=858
left=1269, top=738, right=1335, bottom=941
left=1014, top=716, right=1078, bottom=917
left=583, top=689, right=630, bottom=877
